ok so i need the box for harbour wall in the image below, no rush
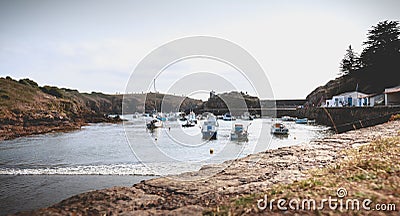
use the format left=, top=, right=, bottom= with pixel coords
left=292, top=106, right=400, bottom=133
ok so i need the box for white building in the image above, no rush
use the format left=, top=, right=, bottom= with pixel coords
left=384, top=85, right=400, bottom=106
left=324, top=91, right=369, bottom=107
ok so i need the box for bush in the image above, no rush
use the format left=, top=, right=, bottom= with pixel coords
left=18, top=78, right=39, bottom=88
left=40, top=86, right=64, bottom=98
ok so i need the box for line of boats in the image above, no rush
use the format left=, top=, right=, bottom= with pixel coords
left=141, top=112, right=315, bottom=141
left=143, top=112, right=253, bottom=141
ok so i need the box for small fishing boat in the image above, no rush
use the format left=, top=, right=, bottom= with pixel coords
left=132, top=112, right=140, bottom=119
left=156, top=113, right=167, bottom=122
left=179, top=116, right=188, bottom=121
left=271, top=122, right=289, bottom=135
left=146, top=118, right=163, bottom=130
left=295, top=118, right=308, bottom=124
left=241, top=112, right=254, bottom=120
left=187, top=111, right=197, bottom=124
left=181, top=120, right=196, bottom=128
left=202, top=114, right=218, bottom=140
left=166, top=112, right=178, bottom=121
left=230, top=123, right=249, bottom=141
left=281, top=116, right=296, bottom=121
left=223, top=113, right=235, bottom=121
left=307, top=119, right=316, bottom=124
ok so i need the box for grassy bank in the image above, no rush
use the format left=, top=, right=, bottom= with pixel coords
left=207, top=130, right=400, bottom=215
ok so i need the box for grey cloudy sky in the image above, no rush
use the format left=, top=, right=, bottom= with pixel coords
left=1, top=0, right=399, bottom=99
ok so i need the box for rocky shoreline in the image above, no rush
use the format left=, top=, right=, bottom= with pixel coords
left=17, top=120, right=400, bottom=215
left=0, top=114, right=122, bottom=141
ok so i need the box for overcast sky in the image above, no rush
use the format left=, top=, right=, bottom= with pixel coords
left=1, top=0, right=399, bottom=99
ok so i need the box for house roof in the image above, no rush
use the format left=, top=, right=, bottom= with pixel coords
left=359, top=93, right=382, bottom=98
left=384, top=85, right=400, bottom=94
left=334, top=91, right=368, bottom=97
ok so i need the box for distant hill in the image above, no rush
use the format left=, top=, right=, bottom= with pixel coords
left=0, top=76, right=201, bottom=140
left=124, top=92, right=203, bottom=114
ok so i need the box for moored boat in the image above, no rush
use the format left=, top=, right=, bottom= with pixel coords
left=271, top=122, right=289, bottom=135
left=202, top=114, right=218, bottom=140
left=223, top=113, right=235, bottom=121
left=156, top=113, right=167, bottom=122
left=146, top=118, right=163, bottom=130
left=187, top=111, right=198, bottom=124
left=181, top=120, right=196, bottom=128
left=295, top=118, right=308, bottom=124
left=281, top=116, right=297, bottom=121
left=241, top=112, right=254, bottom=120
left=230, top=123, right=249, bottom=141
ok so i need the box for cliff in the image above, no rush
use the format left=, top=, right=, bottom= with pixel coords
left=0, top=77, right=125, bottom=140
left=0, top=77, right=205, bottom=140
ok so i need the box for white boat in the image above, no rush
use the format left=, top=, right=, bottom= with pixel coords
left=230, top=123, right=249, bottom=141
left=201, top=114, right=218, bottom=140
left=223, top=113, right=235, bottom=121
left=271, top=122, right=289, bottom=135
left=132, top=112, right=140, bottom=119
left=241, top=112, right=254, bottom=120
left=187, top=111, right=197, bottom=124
left=307, top=119, right=316, bottom=124
left=281, top=116, right=296, bottom=121
left=146, top=118, right=163, bottom=130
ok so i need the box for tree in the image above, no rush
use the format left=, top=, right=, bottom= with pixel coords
left=359, top=20, right=400, bottom=89
left=360, top=20, right=400, bottom=68
left=339, top=45, right=360, bottom=76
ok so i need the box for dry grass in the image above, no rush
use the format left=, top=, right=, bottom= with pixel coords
left=206, top=132, right=400, bottom=215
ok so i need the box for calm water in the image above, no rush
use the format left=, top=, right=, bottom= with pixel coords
left=0, top=116, right=330, bottom=215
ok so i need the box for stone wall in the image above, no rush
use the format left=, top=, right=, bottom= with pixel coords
left=297, top=106, right=400, bottom=133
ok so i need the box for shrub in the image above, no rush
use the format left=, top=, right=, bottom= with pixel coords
left=40, top=86, right=64, bottom=98
left=18, top=78, right=39, bottom=88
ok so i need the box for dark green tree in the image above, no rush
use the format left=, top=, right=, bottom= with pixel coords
left=339, top=45, right=360, bottom=76
left=360, top=20, right=400, bottom=68
left=359, top=20, right=400, bottom=89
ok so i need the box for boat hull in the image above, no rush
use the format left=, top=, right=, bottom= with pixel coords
left=295, top=118, right=308, bottom=124
left=202, top=131, right=217, bottom=140
left=230, top=132, right=248, bottom=141
left=271, top=129, right=289, bottom=135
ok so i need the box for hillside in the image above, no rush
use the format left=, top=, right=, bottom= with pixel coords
left=131, top=92, right=203, bottom=113
left=0, top=77, right=125, bottom=140
left=0, top=77, right=204, bottom=140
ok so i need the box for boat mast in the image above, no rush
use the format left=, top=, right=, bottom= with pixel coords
left=154, top=78, right=157, bottom=113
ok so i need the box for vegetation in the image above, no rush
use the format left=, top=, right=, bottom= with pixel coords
left=307, top=20, right=400, bottom=106
left=39, top=85, right=65, bottom=98
left=208, top=133, right=400, bottom=215
left=339, top=45, right=360, bottom=76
